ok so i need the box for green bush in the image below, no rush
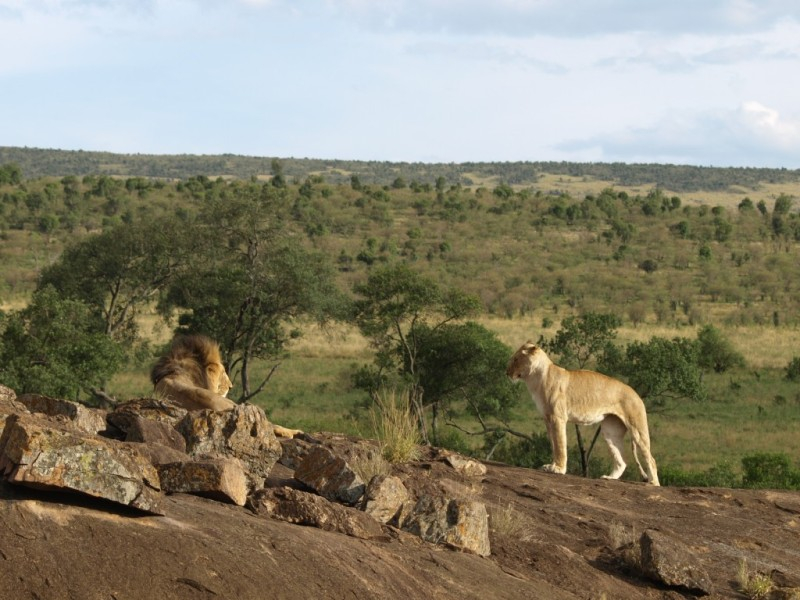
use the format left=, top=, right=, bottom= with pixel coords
left=695, top=325, right=746, bottom=373
left=741, top=453, right=800, bottom=490
left=785, top=356, right=800, bottom=381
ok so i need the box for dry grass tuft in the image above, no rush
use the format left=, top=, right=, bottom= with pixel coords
left=488, top=502, right=536, bottom=541
left=371, top=388, right=422, bottom=464
left=736, top=559, right=774, bottom=600
left=350, top=451, right=391, bottom=483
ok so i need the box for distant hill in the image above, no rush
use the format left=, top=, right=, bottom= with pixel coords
left=2, top=146, right=799, bottom=192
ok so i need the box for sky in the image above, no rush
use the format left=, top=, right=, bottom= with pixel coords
left=1, top=0, right=800, bottom=168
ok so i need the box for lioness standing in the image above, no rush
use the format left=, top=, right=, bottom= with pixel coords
left=507, top=341, right=659, bottom=486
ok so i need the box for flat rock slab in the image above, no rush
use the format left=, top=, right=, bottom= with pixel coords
left=249, top=487, right=384, bottom=540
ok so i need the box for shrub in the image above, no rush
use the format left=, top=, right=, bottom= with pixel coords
left=741, top=453, right=800, bottom=490
left=786, top=356, right=800, bottom=382
left=695, top=325, right=746, bottom=373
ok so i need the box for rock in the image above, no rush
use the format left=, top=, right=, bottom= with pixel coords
left=118, top=416, right=187, bottom=453
left=134, top=442, right=190, bottom=467
left=16, top=393, right=108, bottom=435
left=0, top=413, right=162, bottom=514
left=444, top=453, right=487, bottom=478
left=177, top=403, right=281, bottom=490
left=249, top=487, right=384, bottom=540
left=638, top=529, right=713, bottom=595
left=108, top=397, right=189, bottom=429
left=278, top=435, right=315, bottom=469
left=400, top=494, right=491, bottom=557
left=158, top=458, right=248, bottom=506
left=0, top=386, right=27, bottom=438
left=0, top=384, right=18, bottom=404
left=362, top=474, right=409, bottom=524
left=294, top=445, right=365, bottom=505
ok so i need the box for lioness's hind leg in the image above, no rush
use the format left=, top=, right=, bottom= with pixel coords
left=600, top=415, right=627, bottom=480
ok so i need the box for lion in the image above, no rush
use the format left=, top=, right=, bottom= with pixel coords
left=151, top=335, right=302, bottom=438
left=506, top=341, right=659, bottom=486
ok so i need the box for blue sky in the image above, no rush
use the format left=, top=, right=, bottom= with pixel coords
left=2, top=0, right=799, bottom=167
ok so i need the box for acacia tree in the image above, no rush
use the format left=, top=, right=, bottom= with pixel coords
left=352, top=263, right=482, bottom=444
left=160, top=182, right=346, bottom=401
left=38, top=219, right=189, bottom=342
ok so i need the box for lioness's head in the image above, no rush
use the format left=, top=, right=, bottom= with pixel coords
left=506, top=341, right=548, bottom=381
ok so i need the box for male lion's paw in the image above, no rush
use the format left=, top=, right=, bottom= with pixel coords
left=541, top=463, right=566, bottom=474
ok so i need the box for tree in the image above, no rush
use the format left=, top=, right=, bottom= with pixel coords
left=411, top=321, right=519, bottom=447
left=0, top=286, right=124, bottom=400
left=39, top=218, right=189, bottom=342
left=161, top=183, right=346, bottom=401
left=543, top=313, right=621, bottom=369
left=352, top=263, right=481, bottom=443
left=602, top=336, right=707, bottom=404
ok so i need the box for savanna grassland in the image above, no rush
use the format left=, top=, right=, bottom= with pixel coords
left=1, top=149, right=800, bottom=478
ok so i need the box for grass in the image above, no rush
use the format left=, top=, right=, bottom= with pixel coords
left=736, top=559, right=774, bottom=600
left=105, top=316, right=800, bottom=476
left=370, top=388, right=422, bottom=464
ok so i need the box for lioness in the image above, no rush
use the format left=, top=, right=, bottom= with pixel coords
left=151, top=335, right=302, bottom=438
left=506, top=341, right=659, bottom=486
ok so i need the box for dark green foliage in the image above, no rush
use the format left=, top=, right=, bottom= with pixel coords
left=413, top=321, right=519, bottom=423
left=39, top=219, right=189, bottom=342
left=661, top=453, right=800, bottom=490
left=543, top=313, right=621, bottom=368
left=741, top=453, right=800, bottom=489
left=0, top=286, right=123, bottom=400
left=659, top=461, right=739, bottom=488
left=602, top=336, right=707, bottom=403
left=695, top=325, right=746, bottom=373
left=785, top=356, right=800, bottom=381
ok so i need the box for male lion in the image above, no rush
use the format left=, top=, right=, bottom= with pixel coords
left=151, top=335, right=302, bottom=438
left=506, top=341, right=659, bottom=486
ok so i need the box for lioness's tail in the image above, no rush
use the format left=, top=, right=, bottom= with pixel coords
left=630, top=426, right=660, bottom=486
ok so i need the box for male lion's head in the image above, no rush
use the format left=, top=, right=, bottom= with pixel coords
left=506, top=341, right=547, bottom=381
left=206, top=360, right=233, bottom=397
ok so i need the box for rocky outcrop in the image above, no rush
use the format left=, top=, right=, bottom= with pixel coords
left=178, top=403, right=281, bottom=490
left=2, top=384, right=800, bottom=599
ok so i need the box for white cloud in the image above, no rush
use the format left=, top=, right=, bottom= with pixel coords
left=557, top=102, right=800, bottom=167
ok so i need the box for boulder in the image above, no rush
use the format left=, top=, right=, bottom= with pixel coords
left=158, top=458, right=248, bottom=506
left=249, top=487, right=384, bottom=540
left=400, top=494, right=491, bottom=557
left=108, top=398, right=188, bottom=430
left=16, top=394, right=108, bottom=436
left=0, top=386, right=27, bottom=438
left=0, top=413, right=162, bottom=514
left=362, top=474, right=409, bottom=524
left=177, top=404, right=282, bottom=490
left=294, top=445, right=365, bottom=506
left=637, top=529, right=713, bottom=595
left=443, top=453, right=487, bottom=478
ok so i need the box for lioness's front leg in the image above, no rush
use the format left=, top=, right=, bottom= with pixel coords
left=542, top=414, right=568, bottom=474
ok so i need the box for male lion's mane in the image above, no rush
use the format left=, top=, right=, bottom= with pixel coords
left=151, top=335, right=302, bottom=438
